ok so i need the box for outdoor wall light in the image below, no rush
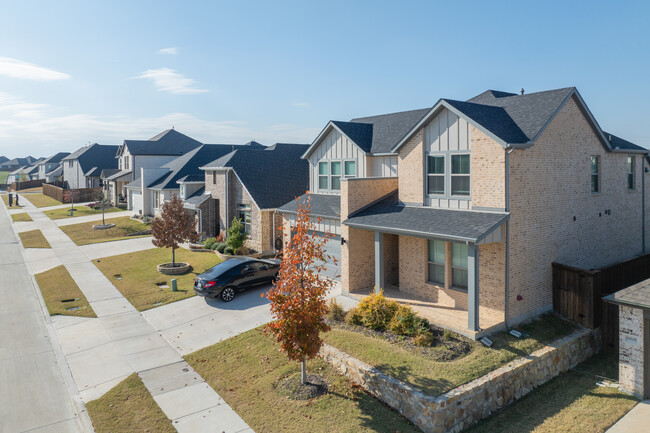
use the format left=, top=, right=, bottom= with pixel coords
left=341, top=237, right=347, bottom=245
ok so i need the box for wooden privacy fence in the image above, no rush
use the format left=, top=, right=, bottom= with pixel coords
left=10, top=179, right=44, bottom=191
left=43, top=183, right=102, bottom=203
left=553, top=253, right=650, bottom=352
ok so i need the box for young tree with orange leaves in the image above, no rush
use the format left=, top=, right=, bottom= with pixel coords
left=151, top=194, right=199, bottom=267
left=264, top=195, right=336, bottom=385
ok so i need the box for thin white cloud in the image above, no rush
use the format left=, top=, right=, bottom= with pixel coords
left=136, top=68, right=207, bottom=94
left=0, top=57, right=70, bottom=81
left=0, top=93, right=320, bottom=156
left=158, top=47, right=178, bottom=55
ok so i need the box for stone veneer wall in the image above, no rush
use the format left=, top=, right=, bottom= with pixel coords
left=320, top=327, right=599, bottom=433
left=618, top=305, right=645, bottom=398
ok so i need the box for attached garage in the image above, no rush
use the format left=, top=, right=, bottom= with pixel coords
left=289, top=216, right=341, bottom=281
left=129, top=190, right=143, bottom=214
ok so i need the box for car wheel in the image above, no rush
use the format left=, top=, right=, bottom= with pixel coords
left=220, top=287, right=236, bottom=302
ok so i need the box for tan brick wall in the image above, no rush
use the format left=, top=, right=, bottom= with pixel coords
left=341, top=177, right=398, bottom=293
left=508, top=95, right=645, bottom=321
left=618, top=305, right=645, bottom=398
left=384, top=233, right=399, bottom=285
left=397, top=130, right=424, bottom=205
left=471, top=127, right=506, bottom=210
left=478, top=241, right=506, bottom=326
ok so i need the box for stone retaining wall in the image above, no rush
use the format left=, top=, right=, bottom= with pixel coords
left=320, top=327, right=599, bottom=433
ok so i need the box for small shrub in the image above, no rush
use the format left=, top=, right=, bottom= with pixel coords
left=413, top=332, right=435, bottom=347
left=356, top=291, right=399, bottom=331
left=327, top=299, right=346, bottom=322
left=215, top=230, right=225, bottom=243
left=215, top=242, right=227, bottom=253
left=225, top=218, right=247, bottom=252
left=203, top=237, right=217, bottom=250
left=443, top=329, right=453, bottom=340
left=388, top=305, right=429, bottom=336
left=345, top=308, right=363, bottom=326
left=223, top=246, right=234, bottom=255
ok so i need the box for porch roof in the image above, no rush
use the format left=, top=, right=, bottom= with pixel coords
left=343, top=192, right=509, bottom=243
left=104, top=169, right=132, bottom=182
left=603, top=278, right=650, bottom=310
left=277, top=192, right=341, bottom=219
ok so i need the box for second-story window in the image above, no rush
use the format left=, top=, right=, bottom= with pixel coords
left=591, top=156, right=600, bottom=193
left=344, top=160, right=356, bottom=177
left=427, top=155, right=445, bottom=195
left=627, top=156, right=635, bottom=190
left=451, top=154, right=470, bottom=196
left=318, top=162, right=329, bottom=190
left=331, top=161, right=342, bottom=190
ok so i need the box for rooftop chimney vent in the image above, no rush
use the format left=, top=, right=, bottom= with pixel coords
left=520, top=88, right=525, bottom=95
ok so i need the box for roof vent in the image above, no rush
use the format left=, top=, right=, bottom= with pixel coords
left=608, top=134, right=612, bottom=142
left=520, top=88, right=525, bottom=95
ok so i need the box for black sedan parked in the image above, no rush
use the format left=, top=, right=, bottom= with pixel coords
left=194, top=257, right=281, bottom=301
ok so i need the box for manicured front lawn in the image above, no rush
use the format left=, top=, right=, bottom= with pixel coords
left=44, top=205, right=122, bottom=220
left=22, top=193, right=62, bottom=208
left=467, top=353, right=638, bottom=433
left=186, top=327, right=421, bottom=433
left=34, top=265, right=96, bottom=317
left=86, top=374, right=174, bottom=433
left=322, top=313, right=577, bottom=396
left=60, top=216, right=150, bottom=246
left=1, top=194, right=21, bottom=209
left=94, top=247, right=222, bottom=311
left=11, top=213, right=32, bottom=222
left=19, top=229, right=51, bottom=248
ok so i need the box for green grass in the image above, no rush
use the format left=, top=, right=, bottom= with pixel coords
left=322, top=313, right=577, bottom=396
left=34, top=265, right=95, bottom=317
left=186, top=327, right=421, bottom=433
left=11, top=213, right=32, bottom=222
left=22, top=193, right=62, bottom=208
left=19, top=229, right=51, bottom=248
left=44, top=205, right=122, bottom=220
left=0, top=170, right=9, bottom=184
left=1, top=194, right=21, bottom=209
left=467, top=353, right=638, bottom=433
left=94, top=247, right=223, bottom=311
left=60, top=216, right=150, bottom=246
left=86, top=374, right=174, bottom=433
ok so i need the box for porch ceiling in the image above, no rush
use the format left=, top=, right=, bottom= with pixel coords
left=343, top=192, right=509, bottom=243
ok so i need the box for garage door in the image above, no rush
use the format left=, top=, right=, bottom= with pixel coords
left=288, top=217, right=341, bottom=280
left=130, top=191, right=142, bottom=214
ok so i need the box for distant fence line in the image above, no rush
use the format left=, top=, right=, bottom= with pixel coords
left=10, top=179, right=45, bottom=191
left=43, top=183, right=102, bottom=203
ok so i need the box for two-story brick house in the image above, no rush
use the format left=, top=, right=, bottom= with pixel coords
left=200, top=143, right=308, bottom=255
left=336, top=87, right=648, bottom=339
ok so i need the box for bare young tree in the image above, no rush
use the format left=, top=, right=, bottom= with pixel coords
left=151, top=194, right=199, bottom=266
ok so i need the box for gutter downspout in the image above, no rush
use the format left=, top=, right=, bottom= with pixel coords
left=505, top=146, right=515, bottom=329
left=225, top=168, right=230, bottom=231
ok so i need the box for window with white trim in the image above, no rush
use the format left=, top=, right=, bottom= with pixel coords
left=627, top=156, right=635, bottom=190
left=427, top=155, right=445, bottom=195
left=238, top=203, right=252, bottom=233
left=451, top=154, right=470, bottom=196
left=451, top=243, right=468, bottom=290
left=427, top=240, right=445, bottom=285
left=318, top=162, right=329, bottom=190
left=591, top=156, right=600, bottom=193
left=344, top=160, right=356, bottom=177
left=153, top=191, right=160, bottom=209
left=318, top=159, right=357, bottom=191
left=330, top=161, right=342, bottom=190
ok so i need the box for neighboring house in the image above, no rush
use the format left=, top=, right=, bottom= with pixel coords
left=37, top=152, right=70, bottom=182
left=102, top=129, right=203, bottom=205
left=0, top=156, right=8, bottom=166
left=603, top=279, right=650, bottom=399
left=200, top=143, right=309, bottom=255
left=62, top=143, right=120, bottom=189
left=298, top=87, right=648, bottom=340
left=6, top=159, right=44, bottom=183
left=125, top=143, right=259, bottom=219
left=277, top=108, right=430, bottom=279
left=0, top=156, right=37, bottom=171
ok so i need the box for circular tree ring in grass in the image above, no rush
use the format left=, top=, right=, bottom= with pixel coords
left=92, top=223, right=115, bottom=230
left=157, top=262, right=191, bottom=275
left=276, top=373, right=328, bottom=400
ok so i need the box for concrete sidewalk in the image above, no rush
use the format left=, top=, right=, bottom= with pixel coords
left=607, top=400, right=650, bottom=432
left=55, top=210, right=133, bottom=226
left=14, top=196, right=255, bottom=433
left=0, top=200, right=91, bottom=432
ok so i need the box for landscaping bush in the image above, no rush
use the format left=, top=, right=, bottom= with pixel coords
left=327, top=299, right=346, bottom=322
left=203, top=237, right=217, bottom=250
left=355, top=291, right=399, bottom=331
left=223, top=246, right=234, bottom=255
left=345, top=308, right=363, bottom=326
left=413, top=332, right=435, bottom=347
left=215, top=230, right=225, bottom=243
left=388, top=305, right=429, bottom=336
left=225, top=218, right=247, bottom=253
left=215, top=242, right=227, bottom=253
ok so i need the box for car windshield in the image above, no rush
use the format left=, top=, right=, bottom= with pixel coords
left=201, top=260, right=246, bottom=279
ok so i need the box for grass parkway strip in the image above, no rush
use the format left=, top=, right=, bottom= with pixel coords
left=34, top=265, right=96, bottom=318
left=1, top=194, right=22, bottom=209
left=44, top=205, right=123, bottom=220
left=11, top=212, right=32, bottom=222
left=18, top=229, right=51, bottom=248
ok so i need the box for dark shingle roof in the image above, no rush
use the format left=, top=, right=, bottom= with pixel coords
left=349, top=108, right=430, bottom=154
left=203, top=143, right=309, bottom=209
left=344, top=192, right=509, bottom=243
left=148, top=144, right=242, bottom=190
left=1, top=156, right=38, bottom=168
left=443, top=100, right=530, bottom=144
left=40, top=152, right=71, bottom=165
left=123, top=129, right=203, bottom=156
left=0, top=156, right=8, bottom=165
left=603, top=278, right=650, bottom=309
left=331, top=121, right=374, bottom=152
left=63, top=143, right=120, bottom=175
left=277, top=193, right=340, bottom=219
left=100, top=168, right=120, bottom=179
left=604, top=132, right=646, bottom=151
left=183, top=187, right=209, bottom=208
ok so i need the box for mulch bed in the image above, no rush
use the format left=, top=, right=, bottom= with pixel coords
left=275, top=373, right=329, bottom=400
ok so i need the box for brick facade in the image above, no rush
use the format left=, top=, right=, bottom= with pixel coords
left=470, top=126, right=506, bottom=210
left=397, top=130, right=424, bottom=205
left=618, top=305, right=646, bottom=398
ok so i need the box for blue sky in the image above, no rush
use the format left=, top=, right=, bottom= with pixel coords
left=0, top=0, right=648, bottom=158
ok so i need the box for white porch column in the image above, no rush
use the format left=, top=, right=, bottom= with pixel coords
left=374, top=231, right=384, bottom=294
left=468, top=243, right=480, bottom=331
